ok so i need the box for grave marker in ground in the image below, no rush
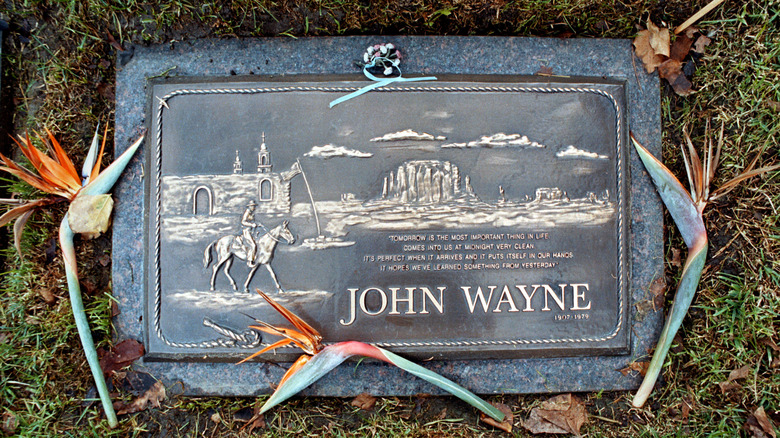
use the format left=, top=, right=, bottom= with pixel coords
left=114, top=37, right=662, bottom=395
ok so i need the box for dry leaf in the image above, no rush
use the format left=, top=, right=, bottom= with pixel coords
left=670, top=248, right=683, bottom=267
left=670, top=33, right=694, bottom=62
left=536, top=65, right=554, bottom=76
left=1, top=412, right=18, bottom=435
left=647, top=20, right=670, bottom=57
left=658, top=59, right=693, bottom=96
left=719, top=364, right=751, bottom=393
left=619, top=361, right=650, bottom=376
left=481, top=402, right=513, bottom=433
left=772, top=357, right=780, bottom=369
left=116, top=381, right=165, bottom=415
left=633, top=27, right=667, bottom=73
left=767, top=101, right=780, bottom=112
left=39, top=287, right=56, bottom=305
left=523, top=394, right=586, bottom=436
left=239, top=403, right=266, bottom=433
left=68, top=193, right=114, bottom=239
left=754, top=407, right=777, bottom=438
left=746, top=407, right=778, bottom=438
left=649, top=277, right=666, bottom=310
left=760, top=337, right=780, bottom=352
left=99, top=339, right=144, bottom=377
left=105, top=29, right=124, bottom=51
left=351, top=393, right=377, bottom=411
left=693, top=35, right=711, bottom=53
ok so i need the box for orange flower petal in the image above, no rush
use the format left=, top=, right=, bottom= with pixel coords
left=45, top=128, right=80, bottom=183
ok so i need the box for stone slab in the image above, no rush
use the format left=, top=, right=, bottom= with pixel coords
left=114, top=36, right=663, bottom=396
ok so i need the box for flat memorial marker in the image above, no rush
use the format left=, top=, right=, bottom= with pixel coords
left=114, top=37, right=662, bottom=396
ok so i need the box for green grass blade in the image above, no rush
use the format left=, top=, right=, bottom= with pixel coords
left=59, top=215, right=118, bottom=427
left=377, top=347, right=505, bottom=422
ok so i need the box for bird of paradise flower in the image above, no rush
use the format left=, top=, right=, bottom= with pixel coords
left=240, top=290, right=506, bottom=423
left=0, top=126, right=144, bottom=428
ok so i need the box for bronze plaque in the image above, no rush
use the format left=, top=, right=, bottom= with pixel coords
left=145, top=76, right=629, bottom=360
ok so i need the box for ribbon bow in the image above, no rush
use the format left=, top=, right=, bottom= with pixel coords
left=329, top=43, right=437, bottom=108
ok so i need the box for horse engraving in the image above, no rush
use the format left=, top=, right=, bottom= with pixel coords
left=203, top=220, right=295, bottom=292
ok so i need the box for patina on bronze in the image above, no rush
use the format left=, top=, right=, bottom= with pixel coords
left=145, top=76, right=630, bottom=361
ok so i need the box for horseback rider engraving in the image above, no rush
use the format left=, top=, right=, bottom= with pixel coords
left=241, top=200, right=265, bottom=266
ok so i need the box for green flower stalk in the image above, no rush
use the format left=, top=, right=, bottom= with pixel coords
left=630, top=125, right=778, bottom=408
left=240, top=290, right=505, bottom=422
left=0, top=127, right=144, bottom=427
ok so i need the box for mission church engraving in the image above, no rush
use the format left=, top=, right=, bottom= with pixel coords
left=164, top=134, right=294, bottom=217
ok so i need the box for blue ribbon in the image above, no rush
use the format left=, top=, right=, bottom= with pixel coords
left=329, top=58, right=437, bottom=108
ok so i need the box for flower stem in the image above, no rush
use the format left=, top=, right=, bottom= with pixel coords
left=60, top=215, right=118, bottom=428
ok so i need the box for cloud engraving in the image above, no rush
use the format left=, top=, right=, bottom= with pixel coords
left=304, top=144, right=373, bottom=160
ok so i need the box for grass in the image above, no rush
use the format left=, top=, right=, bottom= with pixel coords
left=1, top=0, right=779, bottom=436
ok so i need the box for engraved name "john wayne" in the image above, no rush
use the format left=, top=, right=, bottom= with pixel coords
left=339, top=283, right=592, bottom=326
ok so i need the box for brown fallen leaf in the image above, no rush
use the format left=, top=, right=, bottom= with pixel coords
left=536, top=65, right=554, bottom=76
left=619, top=360, right=650, bottom=376
left=239, top=402, right=266, bottom=433
left=755, top=407, right=777, bottom=438
left=670, top=248, right=683, bottom=267
left=767, top=101, right=780, bottom=113
left=760, top=337, right=780, bottom=352
left=39, top=287, right=57, bottom=305
left=719, top=364, right=752, bottom=393
left=658, top=59, right=693, bottom=96
left=649, top=277, right=666, bottom=310
left=633, top=21, right=669, bottom=73
left=99, top=339, right=144, bottom=377
left=693, top=35, right=711, bottom=53
left=481, top=402, right=513, bottom=433
left=1, top=412, right=18, bottom=435
left=115, top=381, right=165, bottom=415
left=523, top=394, right=586, bottom=436
left=745, top=407, right=778, bottom=438
left=670, top=33, right=694, bottom=62
left=772, top=357, right=780, bottom=369
left=106, top=29, right=124, bottom=52
left=351, top=393, right=377, bottom=411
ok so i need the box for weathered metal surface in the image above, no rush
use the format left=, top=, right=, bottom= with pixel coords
left=114, top=36, right=662, bottom=396
left=146, top=77, right=630, bottom=360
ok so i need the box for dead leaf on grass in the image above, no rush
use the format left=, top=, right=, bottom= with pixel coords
left=649, top=277, right=666, bottom=310
left=523, top=394, right=586, bottom=436
left=351, top=393, right=377, bottom=411
left=658, top=59, right=693, bottom=96
left=480, top=402, right=513, bottom=433
left=745, top=407, right=777, bottom=438
left=105, top=29, right=124, bottom=52
left=760, top=337, right=780, bottom=352
left=619, top=360, right=650, bottom=376
left=767, top=101, right=780, bottom=113
left=115, top=381, right=165, bottom=415
left=239, top=402, right=266, bottom=433
left=99, top=339, right=144, bottom=377
left=670, top=33, right=694, bottom=62
left=670, top=248, right=683, bottom=267
left=1, top=412, right=18, bottom=435
left=693, top=35, right=711, bottom=53
left=633, top=21, right=668, bottom=73
left=718, top=364, right=752, bottom=393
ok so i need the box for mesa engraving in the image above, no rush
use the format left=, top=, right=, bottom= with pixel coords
left=145, top=77, right=630, bottom=359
